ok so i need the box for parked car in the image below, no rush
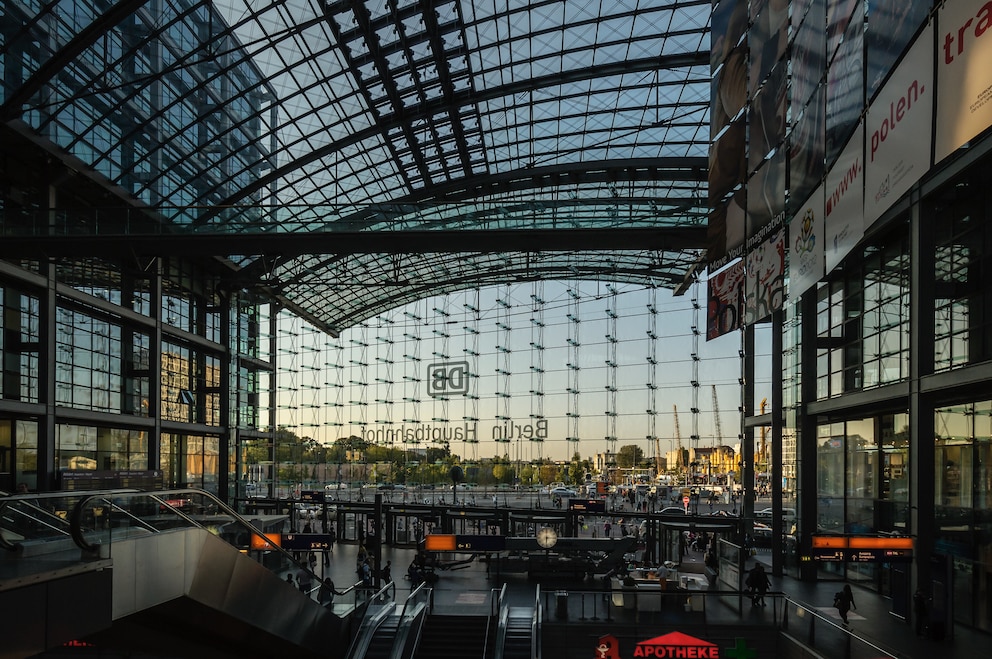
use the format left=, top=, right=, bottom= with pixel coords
left=549, top=486, right=578, bottom=498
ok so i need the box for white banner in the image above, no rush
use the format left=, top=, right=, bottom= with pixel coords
left=788, top=185, right=825, bottom=297
left=865, top=22, right=934, bottom=226
left=935, top=2, right=992, bottom=163
left=824, top=123, right=864, bottom=273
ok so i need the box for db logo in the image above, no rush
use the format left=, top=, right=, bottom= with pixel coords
left=428, top=361, right=470, bottom=397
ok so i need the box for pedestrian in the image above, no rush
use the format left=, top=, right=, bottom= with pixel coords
left=297, top=566, right=312, bottom=596
left=746, top=563, right=771, bottom=606
left=604, top=521, right=612, bottom=538
left=913, top=588, right=929, bottom=636
left=834, top=584, right=856, bottom=624
left=319, top=578, right=339, bottom=606
left=380, top=560, right=392, bottom=583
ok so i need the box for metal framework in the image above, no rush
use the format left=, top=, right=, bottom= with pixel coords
left=0, top=0, right=713, bottom=332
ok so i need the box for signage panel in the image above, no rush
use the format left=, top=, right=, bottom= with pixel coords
left=281, top=533, right=333, bottom=551
left=865, top=22, right=934, bottom=226
left=935, top=0, right=992, bottom=163
left=824, top=123, right=864, bottom=272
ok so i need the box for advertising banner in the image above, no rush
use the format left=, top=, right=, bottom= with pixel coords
left=749, top=63, right=787, bottom=172
left=788, top=184, right=826, bottom=297
left=824, top=123, right=864, bottom=273
left=749, top=0, right=789, bottom=93
left=706, top=259, right=745, bottom=341
left=791, top=0, right=826, bottom=112
left=746, top=149, right=786, bottom=247
left=709, top=116, right=746, bottom=205
left=825, top=6, right=864, bottom=169
left=711, top=0, right=748, bottom=71
left=866, top=0, right=931, bottom=100
left=865, top=23, right=933, bottom=226
left=745, top=229, right=786, bottom=325
left=706, top=189, right=746, bottom=267
left=789, top=85, right=826, bottom=214
left=935, top=0, right=992, bottom=163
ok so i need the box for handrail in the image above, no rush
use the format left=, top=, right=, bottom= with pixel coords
left=389, top=583, right=431, bottom=659
left=782, top=595, right=901, bottom=659
left=532, top=584, right=542, bottom=659
left=66, top=488, right=326, bottom=593
left=1, top=489, right=138, bottom=552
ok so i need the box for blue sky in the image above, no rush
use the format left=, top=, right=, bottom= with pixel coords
left=275, top=279, right=773, bottom=462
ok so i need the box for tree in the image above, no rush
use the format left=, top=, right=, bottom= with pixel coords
left=616, top=444, right=644, bottom=468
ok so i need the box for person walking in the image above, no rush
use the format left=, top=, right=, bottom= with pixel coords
left=746, top=563, right=771, bottom=606
left=834, top=583, right=856, bottom=624
left=319, top=578, right=340, bottom=607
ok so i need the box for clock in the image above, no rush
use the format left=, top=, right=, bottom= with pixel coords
left=537, top=526, right=558, bottom=549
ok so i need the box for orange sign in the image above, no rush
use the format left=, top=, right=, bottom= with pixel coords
left=424, top=534, right=457, bottom=551
left=250, top=532, right=281, bottom=550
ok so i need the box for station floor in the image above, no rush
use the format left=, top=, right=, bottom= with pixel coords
left=294, top=539, right=989, bottom=659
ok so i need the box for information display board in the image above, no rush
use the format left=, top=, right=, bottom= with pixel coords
left=811, top=535, right=913, bottom=562
left=60, top=469, right=163, bottom=491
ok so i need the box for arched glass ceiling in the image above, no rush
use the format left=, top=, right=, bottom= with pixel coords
left=0, top=0, right=712, bottom=331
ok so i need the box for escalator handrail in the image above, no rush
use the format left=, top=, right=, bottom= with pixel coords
left=1, top=489, right=138, bottom=552
left=388, top=583, right=432, bottom=659
left=67, top=488, right=327, bottom=591
left=346, top=587, right=398, bottom=659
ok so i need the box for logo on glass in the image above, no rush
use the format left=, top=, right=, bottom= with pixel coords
left=428, top=361, right=470, bottom=397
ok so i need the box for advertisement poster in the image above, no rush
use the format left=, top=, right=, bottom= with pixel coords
left=711, top=0, right=748, bottom=71
left=712, top=44, right=747, bottom=139
left=935, top=0, right=992, bottom=163
left=745, top=229, right=786, bottom=326
left=866, top=0, right=931, bottom=100
left=749, top=0, right=789, bottom=93
left=789, top=85, right=826, bottom=214
left=709, top=116, right=746, bottom=205
left=827, top=0, right=861, bottom=64
left=865, top=23, right=933, bottom=227
left=706, top=189, right=746, bottom=267
left=824, top=123, right=864, bottom=273
left=791, top=0, right=826, bottom=112
left=749, top=63, right=788, bottom=172
left=707, top=259, right=745, bottom=341
left=788, top=185, right=826, bottom=297
left=746, top=149, right=786, bottom=247
left=825, top=7, right=864, bottom=169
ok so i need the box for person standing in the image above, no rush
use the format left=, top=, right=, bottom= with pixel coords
left=297, top=566, right=313, bottom=597
left=834, top=584, right=856, bottom=624
left=913, top=588, right=929, bottom=636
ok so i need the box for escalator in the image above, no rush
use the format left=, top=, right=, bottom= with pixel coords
left=414, top=614, right=493, bottom=659
left=1, top=488, right=355, bottom=658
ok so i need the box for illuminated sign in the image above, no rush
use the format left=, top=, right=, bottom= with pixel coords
left=594, top=633, right=758, bottom=659
left=250, top=533, right=281, bottom=550
left=633, top=632, right=720, bottom=658
left=282, top=533, right=334, bottom=550
left=811, top=535, right=913, bottom=562
left=424, top=534, right=506, bottom=552
left=569, top=498, right=606, bottom=513
left=424, top=534, right=457, bottom=551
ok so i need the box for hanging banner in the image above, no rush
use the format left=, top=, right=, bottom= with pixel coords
left=744, top=228, right=786, bottom=325
left=707, top=260, right=745, bottom=341
left=935, top=1, right=992, bottom=163
left=788, top=184, right=826, bottom=297
left=865, top=22, right=934, bottom=227
left=824, top=123, right=864, bottom=273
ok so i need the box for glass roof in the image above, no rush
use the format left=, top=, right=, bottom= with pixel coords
left=0, top=0, right=712, bottom=331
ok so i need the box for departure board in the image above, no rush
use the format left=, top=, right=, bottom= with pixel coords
left=59, top=470, right=163, bottom=491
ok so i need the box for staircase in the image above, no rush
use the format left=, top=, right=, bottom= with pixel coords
left=414, top=614, right=492, bottom=659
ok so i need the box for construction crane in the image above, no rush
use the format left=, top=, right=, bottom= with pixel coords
left=711, top=385, right=723, bottom=447
left=654, top=434, right=663, bottom=479
left=673, top=404, right=684, bottom=480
